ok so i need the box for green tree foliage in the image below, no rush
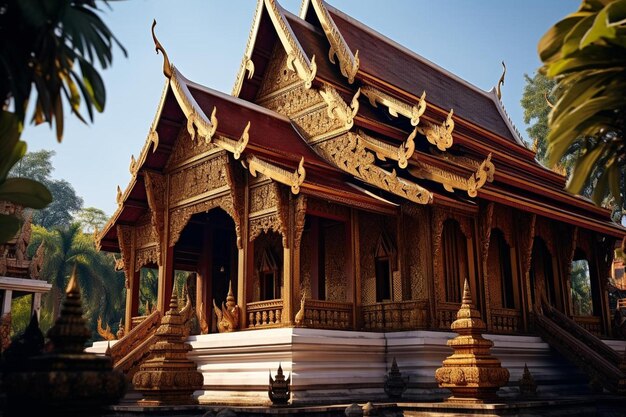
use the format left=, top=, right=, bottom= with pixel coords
left=27, top=223, right=125, bottom=339
left=521, top=72, right=557, bottom=165
left=0, top=0, right=125, bottom=243
left=76, top=207, right=108, bottom=233
left=0, top=114, right=51, bottom=242
left=539, top=0, right=626, bottom=207
left=571, top=259, right=593, bottom=316
left=9, top=150, right=83, bottom=229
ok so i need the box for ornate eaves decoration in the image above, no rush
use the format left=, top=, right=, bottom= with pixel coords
left=213, top=122, right=250, bottom=160
left=243, top=155, right=306, bottom=195
left=264, top=0, right=317, bottom=89
left=496, top=61, right=506, bottom=100
left=309, top=0, right=359, bottom=84
left=357, top=128, right=416, bottom=169
left=416, top=109, right=455, bottom=151
left=232, top=0, right=262, bottom=96
left=408, top=153, right=495, bottom=198
left=116, top=185, right=123, bottom=205
left=116, top=225, right=133, bottom=289
left=315, top=132, right=432, bottom=204
left=318, top=85, right=360, bottom=132
left=434, top=152, right=496, bottom=183
left=361, top=85, right=426, bottom=127
left=144, top=171, right=166, bottom=256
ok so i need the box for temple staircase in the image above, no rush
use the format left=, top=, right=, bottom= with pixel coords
left=532, top=298, right=626, bottom=394
left=109, top=292, right=194, bottom=380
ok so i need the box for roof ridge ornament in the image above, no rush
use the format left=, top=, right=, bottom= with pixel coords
left=361, top=86, right=426, bottom=127
left=357, top=128, right=416, bottom=169
left=408, top=153, right=495, bottom=198
left=243, top=155, right=306, bottom=195
left=416, top=109, right=454, bottom=151
left=310, top=0, right=359, bottom=84
left=151, top=20, right=172, bottom=79
left=496, top=61, right=506, bottom=100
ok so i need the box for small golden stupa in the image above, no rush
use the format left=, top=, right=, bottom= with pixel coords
left=132, top=289, right=203, bottom=405
left=435, top=279, right=509, bottom=403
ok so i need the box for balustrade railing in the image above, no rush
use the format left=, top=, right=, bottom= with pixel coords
left=246, top=299, right=283, bottom=328
left=362, top=300, right=429, bottom=331
left=573, top=315, right=602, bottom=336
left=436, top=304, right=459, bottom=329
left=490, top=308, right=522, bottom=334
left=301, top=299, right=352, bottom=330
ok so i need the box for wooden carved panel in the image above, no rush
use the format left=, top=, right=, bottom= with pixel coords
left=255, top=45, right=301, bottom=100
left=166, top=128, right=218, bottom=170
left=359, top=212, right=396, bottom=304
left=325, top=222, right=347, bottom=302
left=535, top=217, right=557, bottom=257
left=250, top=182, right=279, bottom=214
left=169, top=153, right=229, bottom=206
left=135, top=247, right=159, bottom=271
left=403, top=205, right=429, bottom=300
left=250, top=213, right=282, bottom=243
left=144, top=171, right=166, bottom=255
left=116, top=225, right=133, bottom=289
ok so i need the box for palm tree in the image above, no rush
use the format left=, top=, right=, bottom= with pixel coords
left=29, top=223, right=123, bottom=335
left=539, top=0, right=626, bottom=207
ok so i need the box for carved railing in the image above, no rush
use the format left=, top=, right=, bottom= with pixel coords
left=618, top=299, right=626, bottom=310
left=131, top=315, right=149, bottom=328
left=533, top=311, right=626, bottom=393
left=540, top=300, right=617, bottom=364
left=490, top=308, right=522, bottom=334
left=247, top=299, right=284, bottom=328
left=573, top=315, right=602, bottom=337
left=301, top=299, right=352, bottom=330
left=436, top=304, right=460, bottom=329
left=362, top=300, right=429, bottom=331
left=110, top=309, right=162, bottom=376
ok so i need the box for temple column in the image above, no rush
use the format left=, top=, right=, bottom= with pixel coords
left=237, top=176, right=250, bottom=330
left=31, top=292, right=42, bottom=320
left=282, top=243, right=293, bottom=325
left=351, top=209, right=361, bottom=329
left=125, top=269, right=139, bottom=331
left=157, top=246, right=174, bottom=315
left=1, top=290, right=11, bottom=316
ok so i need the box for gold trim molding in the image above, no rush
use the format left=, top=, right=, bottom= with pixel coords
left=213, top=122, right=250, bottom=160
left=417, top=109, right=455, bottom=151
left=357, top=128, right=416, bottom=169
left=232, top=0, right=263, bottom=96
left=315, top=133, right=432, bottom=204
left=361, top=86, right=426, bottom=126
left=243, top=155, right=306, bottom=195
left=310, top=0, right=359, bottom=84
left=408, top=154, right=494, bottom=198
left=264, top=0, right=317, bottom=89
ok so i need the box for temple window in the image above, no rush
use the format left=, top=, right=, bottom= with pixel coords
left=441, top=219, right=469, bottom=303
left=571, top=249, right=594, bottom=316
left=490, top=229, right=515, bottom=309
left=259, top=247, right=281, bottom=301
left=375, top=233, right=396, bottom=302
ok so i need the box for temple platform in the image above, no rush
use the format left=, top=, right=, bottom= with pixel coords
left=184, top=328, right=623, bottom=405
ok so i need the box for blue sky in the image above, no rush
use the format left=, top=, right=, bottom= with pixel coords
left=22, top=0, right=579, bottom=217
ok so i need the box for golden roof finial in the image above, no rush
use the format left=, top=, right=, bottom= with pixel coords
left=66, top=264, right=79, bottom=295
left=496, top=61, right=506, bottom=100
left=151, top=19, right=173, bottom=79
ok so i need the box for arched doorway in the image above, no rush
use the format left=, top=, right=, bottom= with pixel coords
left=174, top=207, right=237, bottom=333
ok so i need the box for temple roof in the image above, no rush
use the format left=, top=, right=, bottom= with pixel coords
left=99, top=0, right=625, bottom=252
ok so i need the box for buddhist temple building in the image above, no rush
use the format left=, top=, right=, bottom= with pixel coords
left=96, top=0, right=626, bottom=404
left=0, top=202, right=50, bottom=350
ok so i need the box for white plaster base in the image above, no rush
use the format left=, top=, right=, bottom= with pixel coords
left=186, top=328, right=602, bottom=405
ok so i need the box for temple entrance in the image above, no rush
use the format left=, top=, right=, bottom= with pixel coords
left=174, top=208, right=237, bottom=333
left=529, top=237, right=558, bottom=310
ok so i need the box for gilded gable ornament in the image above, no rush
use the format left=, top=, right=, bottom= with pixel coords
left=417, top=109, right=455, bottom=151
left=244, top=155, right=306, bottom=195
left=361, top=86, right=426, bottom=126
left=357, top=128, right=416, bottom=169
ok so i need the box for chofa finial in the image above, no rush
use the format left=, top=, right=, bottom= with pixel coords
left=151, top=20, right=173, bottom=79
left=496, top=61, right=506, bottom=100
